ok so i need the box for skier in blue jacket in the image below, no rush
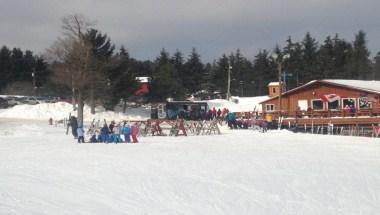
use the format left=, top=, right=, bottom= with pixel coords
left=77, top=127, right=85, bottom=143
left=226, top=112, right=237, bottom=129
left=123, top=124, right=131, bottom=143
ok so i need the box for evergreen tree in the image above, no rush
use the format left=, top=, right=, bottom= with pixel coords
left=23, top=50, right=36, bottom=82
left=34, top=56, right=49, bottom=88
left=211, top=54, right=229, bottom=97
left=10, top=48, right=25, bottom=81
left=85, top=28, right=115, bottom=112
left=202, top=62, right=214, bottom=96
left=171, top=50, right=185, bottom=87
left=373, top=52, right=380, bottom=80
left=150, top=50, right=183, bottom=101
left=283, top=37, right=303, bottom=88
left=0, top=46, right=11, bottom=90
left=350, top=30, right=371, bottom=79
left=331, top=34, right=352, bottom=78
left=228, top=49, right=253, bottom=96
left=118, top=45, right=129, bottom=58
left=183, top=48, right=204, bottom=94
left=105, top=50, right=138, bottom=111
left=252, top=49, right=276, bottom=95
left=157, top=49, right=170, bottom=65
left=318, top=36, right=335, bottom=78
left=301, top=32, right=320, bottom=83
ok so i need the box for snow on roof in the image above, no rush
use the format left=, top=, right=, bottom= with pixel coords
left=207, top=96, right=269, bottom=112
left=136, top=77, right=151, bottom=83
left=322, top=79, right=380, bottom=93
left=268, top=82, right=280, bottom=86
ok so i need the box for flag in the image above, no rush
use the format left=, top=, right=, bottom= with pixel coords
left=319, top=94, right=342, bottom=103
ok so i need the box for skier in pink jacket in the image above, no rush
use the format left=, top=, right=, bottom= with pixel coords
left=131, top=123, right=139, bottom=143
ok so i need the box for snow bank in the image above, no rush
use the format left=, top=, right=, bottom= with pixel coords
left=0, top=102, right=72, bottom=120
left=0, top=102, right=150, bottom=122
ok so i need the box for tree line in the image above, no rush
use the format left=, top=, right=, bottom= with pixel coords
left=0, top=46, right=49, bottom=94
left=1, top=15, right=380, bottom=113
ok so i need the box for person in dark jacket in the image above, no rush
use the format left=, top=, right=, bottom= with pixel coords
left=217, top=108, right=222, bottom=119
left=350, top=105, right=356, bottom=117
left=70, top=116, right=78, bottom=138
left=109, top=121, right=115, bottom=133
left=100, top=124, right=109, bottom=143
left=207, top=109, right=213, bottom=120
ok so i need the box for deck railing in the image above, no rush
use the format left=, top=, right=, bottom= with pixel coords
left=263, top=107, right=380, bottom=120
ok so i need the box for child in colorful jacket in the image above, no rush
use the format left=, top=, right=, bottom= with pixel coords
left=113, top=124, right=122, bottom=144
left=131, top=123, right=139, bottom=143
left=123, top=124, right=131, bottom=143
left=77, top=127, right=85, bottom=143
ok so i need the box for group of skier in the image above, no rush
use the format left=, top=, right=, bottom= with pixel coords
left=199, top=107, right=229, bottom=121
left=68, top=117, right=139, bottom=144
left=66, top=105, right=268, bottom=143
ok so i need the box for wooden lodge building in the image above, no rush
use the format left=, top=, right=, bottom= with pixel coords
left=260, top=80, right=380, bottom=126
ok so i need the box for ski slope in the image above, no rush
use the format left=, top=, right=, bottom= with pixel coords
left=0, top=119, right=379, bottom=215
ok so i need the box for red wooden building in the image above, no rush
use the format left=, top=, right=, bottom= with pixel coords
left=260, top=80, right=380, bottom=126
left=134, top=77, right=150, bottom=96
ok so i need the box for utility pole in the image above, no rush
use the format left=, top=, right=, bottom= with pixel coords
left=272, top=53, right=290, bottom=129
left=226, top=62, right=232, bottom=100
left=240, top=81, right=244, bottom=96
left=32, top=69, right=36, bottom=96
left=277, top=62, right=283, bottom=119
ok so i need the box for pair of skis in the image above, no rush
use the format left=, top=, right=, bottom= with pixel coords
left=278, top=116, right=284, bottom=130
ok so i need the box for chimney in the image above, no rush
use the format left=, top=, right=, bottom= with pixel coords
left=268, top=82, right=285, bottom=97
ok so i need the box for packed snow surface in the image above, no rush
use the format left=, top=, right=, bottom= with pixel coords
left=0, top=98, right=379, bottom=214
left=0, top=119, right=379, bottom=215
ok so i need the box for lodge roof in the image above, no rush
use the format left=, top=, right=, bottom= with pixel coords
left=260, top=79, right=380, bottom=104
left=323, top=79, right=380, bottom=93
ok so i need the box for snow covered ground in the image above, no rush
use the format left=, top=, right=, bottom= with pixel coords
left=0, top=118, right=379, bottom=215
left=0, top=102, right=150, bottom=122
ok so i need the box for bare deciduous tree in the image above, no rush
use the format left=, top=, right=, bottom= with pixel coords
left=47, top=14, right=95, bottom=127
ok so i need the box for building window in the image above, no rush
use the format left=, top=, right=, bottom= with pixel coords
left=297, top=100, right=308, bottom=111
left=312, top=99, right=324, bottom=110
left=359, top=97, right=371, bottom=109
left=272, top=88, right=276, bottom=94
left=266, top=104, right=275, bottom=112
left=342, top=98, right=356, bottom=109
left=327, top=100, right=339, bottom=110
